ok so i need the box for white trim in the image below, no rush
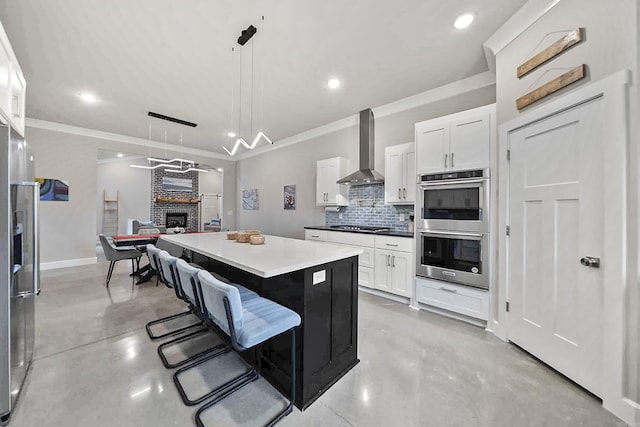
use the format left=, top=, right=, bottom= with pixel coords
left=358, top=286, right=411, bottom=305
left=40, top=257, right=97, bottom=271
left=497, top=70, right=632, bottom=425
left=482, top=0, right=562, bottom=72
left=25, top=118, right=232, bottom=161
left=236, top=71, right=497, bottom=160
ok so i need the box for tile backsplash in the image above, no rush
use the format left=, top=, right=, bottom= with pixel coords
left=325, top=184, right=414, bottom=231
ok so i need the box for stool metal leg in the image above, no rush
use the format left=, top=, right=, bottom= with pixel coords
left=157, top=327, right=222, bottom=369
left=145, top=310, right=202, bottom=341
left=173, top=346, right=257, bottom=407
left=194, top=328, right=296, bottom=427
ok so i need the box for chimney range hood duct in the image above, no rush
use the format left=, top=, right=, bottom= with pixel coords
left=336, top=109, right=384, bottom=185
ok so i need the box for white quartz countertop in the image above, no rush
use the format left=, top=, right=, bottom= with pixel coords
left=160, top=233, right=362, bottom=278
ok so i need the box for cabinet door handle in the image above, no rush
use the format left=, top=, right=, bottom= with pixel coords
left=386, top=254, right=390, bottom=267
left=311, top=235, right=319, bottom=238
left=444, top=153, right=448, bottom=168
left=439, top=287, right=458, bottom=293
left=391, top=255, right=395, bottom=267
left=403, top=188, right=406, bottom=199
left=398, top=188, right=402, bottom=199
left=451, top=152, right=455, bottom=168
left=385, top=243, right=399, bottom=247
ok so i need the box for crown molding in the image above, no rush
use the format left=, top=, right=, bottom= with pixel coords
left=25, top=118, right=233, bottom=161
left=483, top=0, right=563, bottom=72
left=236, top=70, right=496, bottom=160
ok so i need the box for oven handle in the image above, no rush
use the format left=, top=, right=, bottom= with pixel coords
left=418, top=178, right=487, bottom=188
left=418, top=229, right=485, bottom=239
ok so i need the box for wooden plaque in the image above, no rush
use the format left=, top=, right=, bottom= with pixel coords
left=517, top=28, right=584, bottom=78
left=516, top=65, right=586, bottom=110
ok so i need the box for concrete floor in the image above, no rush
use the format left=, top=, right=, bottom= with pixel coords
left=8, top=259, right=623, bottom=426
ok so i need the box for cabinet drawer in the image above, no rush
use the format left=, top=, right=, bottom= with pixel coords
left=375, top=235, right=413, bottom=252
left=358, top=266, right=374, bottom=288
left=327, top=231, right=375, bottom=248
left=305, top=229, right=328, bottom=241
left=415, top=278, right=488, bottom=320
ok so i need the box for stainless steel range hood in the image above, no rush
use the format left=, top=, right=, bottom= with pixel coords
left=336, top=109, right=384, bottom=185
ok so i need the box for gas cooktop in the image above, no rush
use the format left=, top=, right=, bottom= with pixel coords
left=330, top=225, right=391, bottom=233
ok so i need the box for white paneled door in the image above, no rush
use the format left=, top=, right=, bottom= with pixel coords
left=508, top=96, right=604, bottom=397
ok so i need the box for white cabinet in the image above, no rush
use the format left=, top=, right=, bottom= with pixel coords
left=373, top=235, right=413, bottom=297
left=0, top=21, right=26, bottom=135
left=415, top=277, right=489, bottom=321
left=416, top=104, right=494, bottom=174
left=316, top=157, right=350, bottom=206
left=305, top=229, right=413, bottom=295
left=384, top=142, right=415, bottom=205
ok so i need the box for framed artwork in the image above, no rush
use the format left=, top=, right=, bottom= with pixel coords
left=242, top=189, right=259, bottom=210
left=162, top=176, right=193, bottom=192
left=35, top=178, right=69, bottom=201
left=284, top=185, right=296, bottom=210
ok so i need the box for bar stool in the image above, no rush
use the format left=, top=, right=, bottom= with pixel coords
left=194, top=270, right=301, bottom=427
left=172, top=265, right=260, bottom=407
left=155, top=251, right=220, bottom=368
left=145, top=245, right=200, bottom=341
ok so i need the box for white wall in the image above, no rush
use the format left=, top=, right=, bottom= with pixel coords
left=236, top=84, right=497, bottom=239
left=27, top=127, right=98, bottom=265
left=96, top=157, right=151, bottom=235
left=25, top=124, right=238, bottom=266
left=494, top=0, right=639, bottom=410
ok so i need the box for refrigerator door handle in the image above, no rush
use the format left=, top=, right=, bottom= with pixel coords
left=15, top=181, right=40, bottom=297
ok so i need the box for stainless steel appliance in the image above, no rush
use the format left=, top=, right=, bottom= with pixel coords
left=336, top=109, right=384, bottom=185
left=416, top=230, right=488, bottom=289
left=1, top=123, right=39, bottom=425
left=417, top=168, right=489, bottom=233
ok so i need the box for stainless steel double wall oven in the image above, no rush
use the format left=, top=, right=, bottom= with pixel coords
left=416, top=169, right=489, bottom=289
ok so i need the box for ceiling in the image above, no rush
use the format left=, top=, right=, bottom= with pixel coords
left=0, top=0, right=526, bottom=157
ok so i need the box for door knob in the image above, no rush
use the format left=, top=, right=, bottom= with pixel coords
left=580, top=256, right=600, bottom=268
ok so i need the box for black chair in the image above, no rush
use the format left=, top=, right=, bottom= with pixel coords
left=194, top=269, right=301, bottom=427
left=98, top=234, right=141, bottom=287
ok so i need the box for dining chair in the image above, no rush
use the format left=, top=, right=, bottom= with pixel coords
left=98, top=234, right=142, bottom=287
left=193, top=270, right=301, bottom=427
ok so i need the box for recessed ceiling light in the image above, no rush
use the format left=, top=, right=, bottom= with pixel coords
left=227, top=132, right=236, bottom=138
left=117, top=153, right=124, bottom=158
left=327, top=78, right=341, bottom=89
left=79, top=92, right=97, bottom=103
left=217, top=168, right=223, bottom=172
left=454, top=13, right=475, bottom=29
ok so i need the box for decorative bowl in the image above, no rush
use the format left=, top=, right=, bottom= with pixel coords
left=249, top=234, right=265, bottom=245
left=226, top=231, right=237, bottom=240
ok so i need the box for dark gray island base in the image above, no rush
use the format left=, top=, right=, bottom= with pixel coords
left=188, top=250, right=359, bottom=410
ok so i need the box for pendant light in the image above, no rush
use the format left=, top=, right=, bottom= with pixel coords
left=223, top=18, right=273, bottom=156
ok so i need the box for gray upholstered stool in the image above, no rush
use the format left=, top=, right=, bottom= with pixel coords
left=194, top=270, right=301, bottom=427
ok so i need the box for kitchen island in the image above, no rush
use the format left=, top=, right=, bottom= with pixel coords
left=158, top=233, right=362, bottom=410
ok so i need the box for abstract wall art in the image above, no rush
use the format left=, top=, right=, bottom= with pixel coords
left=284, top=185, right=296, bottom=210
left=242, top=189, right=259, bottom=210
left=36, top=178, right=69, bottom=201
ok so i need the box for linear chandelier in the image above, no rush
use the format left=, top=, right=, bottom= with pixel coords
left=130, top=113, right=208, bottom=172
left=222, top=20, right=274, bottom=156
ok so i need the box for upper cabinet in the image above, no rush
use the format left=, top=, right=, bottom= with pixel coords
left=316, top=157, right=350, bottom=206
left=416, top=104, right=494, bottom=174
left=0, top=21, right=26, bottom=135
left=384, top=142, right=415, bottom=205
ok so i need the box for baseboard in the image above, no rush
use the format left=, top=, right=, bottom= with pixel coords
left=40, top=257, right=97, bottom=271
left=358, top=286, right=411, bottom=305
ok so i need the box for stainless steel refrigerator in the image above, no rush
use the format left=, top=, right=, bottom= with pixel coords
left=0, top=122, right=39, bottom=425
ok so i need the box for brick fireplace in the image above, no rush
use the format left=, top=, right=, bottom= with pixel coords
left=151, top=168, right=199, bottom=232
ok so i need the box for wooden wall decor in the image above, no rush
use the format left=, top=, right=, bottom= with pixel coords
left=516, top=65, right=585, bottom=110
left=517, top=28, right=584, bottom=78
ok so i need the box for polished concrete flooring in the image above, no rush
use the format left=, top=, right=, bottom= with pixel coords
left=9, top=258, right=623, bottom=426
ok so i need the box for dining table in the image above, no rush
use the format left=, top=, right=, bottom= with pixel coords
left=112, top=233, right=162, bottom=284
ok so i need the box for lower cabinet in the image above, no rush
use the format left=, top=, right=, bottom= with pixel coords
left=415, top=276, right=489, bottom=321
left=373, top=248, right=412, bottom=297
left=305, top=230, right=413, bottom=298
